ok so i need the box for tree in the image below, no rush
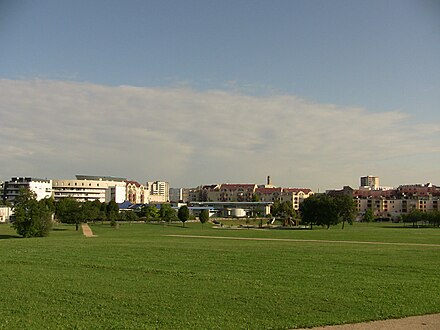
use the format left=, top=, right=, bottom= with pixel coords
left=300, top=194, right=339, bottom=229
left=271, top=200, right=281, bottom=217
left=55, top=198, right=82, bottom=229
left=363, top=209, right=374, bottom=224
left=160, top=203, right=177, bottom=223
left=334, top=195, right=357, bottom=229
left=123, top=210, right=138, bottom=223
left=178, top=205, right=190, bottom=227
left=12, top=189, right=53, bottom=237
left=106, top=201, right=119, bottom=221
left=401, top=209, right=423, bottom=228
left=140, top=205, right=159, bottom=222
left=199, top=209, right=209, bottom=226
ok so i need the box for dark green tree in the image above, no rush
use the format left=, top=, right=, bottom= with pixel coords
left=178, top=205, right=190, bottom=227
left=81, top=201, right=100, bottom=223
left=140, top=205, right=159, bottom=222
left=401, top=209, right=423, bottom=228
left=55, top=198, right=81, bottom=228
left=13, top=189, right=53, bottom=237
left=300, top=194, right=339, bottom=229
left=363, top=208, right=374, bottom=224
left=271, top=200, right=281, bottom=217
left=160, top=203, right=177, bottom=223
left=124, top=210, right=138, bottom=223
left=199, top=209, right=209, bottom=226
left=334, top=195, right=357, bottom=229
left=106, top=201, right=119, bottom=221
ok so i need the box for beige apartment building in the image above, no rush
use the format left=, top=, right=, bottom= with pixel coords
left=186, top=182, right=314, bottom=210
left=255, top=187, right=314, bottom=210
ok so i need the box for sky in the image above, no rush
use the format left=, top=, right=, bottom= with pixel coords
left=1, top=0, right=439, bottom=190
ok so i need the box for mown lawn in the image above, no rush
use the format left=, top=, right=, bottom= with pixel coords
left=1, top=221, right=440, bottom=329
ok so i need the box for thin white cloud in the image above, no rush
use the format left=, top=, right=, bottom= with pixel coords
left=1, top=78, right=439, bottom=189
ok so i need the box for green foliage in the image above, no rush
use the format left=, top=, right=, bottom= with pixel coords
left=177, top=205, right=190, bottom=227
left=160, top=203, right=177, bottom=222
left=12, top=189, right=53, bottom=237
left=334, top=195, right=357, bottom=229
left=300, top=194, right=357, bottom=229
left=300, top=194, right=338, bottom=229
left=401, top=209, right=440, bottom=227
left=140, top=205, right=159, bottom=221
left=199, top=209, right=209, bottom=224
left=363, top=209, right=375, bottom=223
left=271, top=200, right=296, bottom=220
left=106, top=200, right=119, bottom=221
left=55, top=198, right=81, bottom=224
left=119, top=210, right=138, bottom=222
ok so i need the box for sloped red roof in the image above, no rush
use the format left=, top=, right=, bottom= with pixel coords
left=283, top=188, right=312, bottom=194
left=255, top=187, right=283, bottom=194
left=220, top=184, right=257, bottom=191
left=125, top=180, right=142, bottom=187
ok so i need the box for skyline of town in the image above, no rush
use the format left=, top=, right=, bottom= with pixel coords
left=0, top=174, right=436, bottom=192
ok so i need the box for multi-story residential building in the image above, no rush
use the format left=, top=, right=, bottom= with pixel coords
left=281, top=188, right=314, bottom=210
left=146, top=181, right=169, bottom=203
left=255, top=187, right=314, bottom=210
left=360, top=176, right=380, bottom=189
left=2, top=177, right=53, bottom=203
left=218, top=184, right=257, bottom=202
left=187, top=181, right=314, bottom=210
left=52, top=175, right=126, bottom=203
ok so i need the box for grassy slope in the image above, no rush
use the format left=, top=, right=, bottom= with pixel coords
left=1, top=222, right=440, bottom=329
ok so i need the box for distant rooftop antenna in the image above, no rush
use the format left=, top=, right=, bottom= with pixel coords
left=267, top=176, right=271, bottom=186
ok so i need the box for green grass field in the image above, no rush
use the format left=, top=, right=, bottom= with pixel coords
left=1, top=221, right=440, bottom=329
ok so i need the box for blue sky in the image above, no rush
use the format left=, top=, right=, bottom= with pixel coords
left=1, top=0, right=440, bottom=189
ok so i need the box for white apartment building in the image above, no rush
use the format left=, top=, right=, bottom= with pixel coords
left=360, top=176, right=380, bottom=189
left=146, top=181, right=169, bottom=203
left=52, top=175, right=126, bottom=203
left=3, top=177, right=53, bottom=203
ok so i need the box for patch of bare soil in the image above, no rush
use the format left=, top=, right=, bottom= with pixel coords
left=297, top=313, right=440, bottom=330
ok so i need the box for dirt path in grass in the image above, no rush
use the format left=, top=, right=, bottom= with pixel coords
left=298, top=313, right=440, bottom=329
left=81, top=223, right=97, bottom=237
left=164, top=234, right=440, bottom=247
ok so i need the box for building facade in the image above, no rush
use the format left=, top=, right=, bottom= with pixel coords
left=360, top=176, right=380, bottom=189
left=3, top=177, right=53, bottom=203
left=146, top=181, right=170, bottom=203
left=52, top=175, right=126, bottom=203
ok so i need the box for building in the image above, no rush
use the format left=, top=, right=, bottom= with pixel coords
left=218, top=184, right=258, bottom=202
left=0, top=206, right=12, bottom=223
left=2, top=177, right=53, bottom=203
left=188, top=201, right=272, bottom=218
left=125, top=181, right=147, bottom=204
left=255, top=187, right=314, bottom=210
left=52, top=175, right=127, bottom=203
left=146, top=181, right=169, bottom=203
left=360, top=176, right=380, bottom=189
left=169, top=188, right=189, bottom=203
